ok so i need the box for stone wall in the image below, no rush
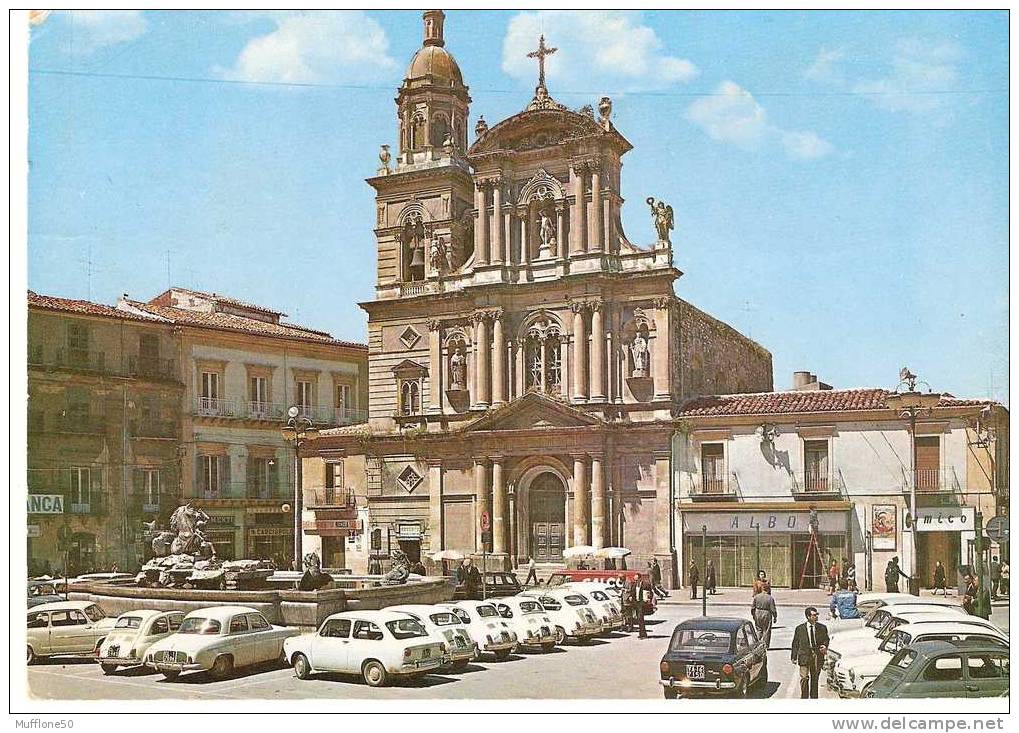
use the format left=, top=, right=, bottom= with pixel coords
left=674, top=298, right=773, bottom=401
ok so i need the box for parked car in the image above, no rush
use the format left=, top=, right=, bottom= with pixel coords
left=27, top=580, right=63, bottom=608
left=453, top=571, right=523, bottom=601
left=560, top=584, right=623, bottom=631
left=519, top=588, right=601, bottom=645
left=831, top=596, right=963, bottom=631
left=96, top=610, right=185, bottom=674
left=832, top=620, right=1008, bottom=698
left=438, top=601, right=519, bottom=659
left=547, top=570, right=656, bottom=615
left=387, top=604, right=478, bottom=670
left=863, top=640, right=1010, bottom=698
left=489, top=596, right=557, bottom=651
left=144, top=606, right=299, bottom=680
left=26, top=601, right=117, bottom=664
left=660, top=617, right=768, bottom=699
left=284, top=610, right=449, bottom=687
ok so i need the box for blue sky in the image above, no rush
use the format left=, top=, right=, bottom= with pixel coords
left=26, top=10, right=1008, bottom=403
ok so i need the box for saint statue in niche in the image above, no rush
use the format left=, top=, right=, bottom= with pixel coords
left=630, top=334, right=649, bottom=378
left=538, top=209, right=556, bottom=257
left=449, top=348, right=466, bottom=390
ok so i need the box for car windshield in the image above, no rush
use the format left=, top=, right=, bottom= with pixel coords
left=519, top=601, right=543, bottom=613
left=671, top=629, right=733, bottom=653
left=878, top=618, right=907, bottom=639
left=385, top=619, right=428, bottom=640
left=880, top=630, right=911, bottom=653
left=84, top=604, right=106, bottom=622
left=115, top=616, right=144, bottom=629
left=179, top=617, right=222, bottom=635
left=590, top=591, right=609, bottom=601
left=866, top=610, right=889, bottom=629
left=476, top=605, right=499, bottom=618
left=564, top=595, right=588, bottom=606
left=428, top=611, right=460, bottom=626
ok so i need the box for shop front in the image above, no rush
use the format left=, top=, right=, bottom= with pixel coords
left=246, top=509, right=294, bottom=568
left=914, top=506, right=975, bottom=590
left=680, top=504, right=852, bottom=589
left=206, top=512, right=241, bottom=561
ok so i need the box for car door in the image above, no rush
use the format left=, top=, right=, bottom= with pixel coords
left=313, top=618, right=352, bottom=672
left=27, top=611, right=50, bottom=654
left=351, top=620, right=385, bottom=671
left=904, top=653, right=965, bottom=697
left=146, top=614, right=171, bottom=651
left=227, top=613, right=254, bottom=667
left=245, top=613, right=276, bottom=662
left=734, top=625, right=757, bottom=683
left=50, top=610, right=92, bottom=653
left=963, top=651, right=1009, bottom=697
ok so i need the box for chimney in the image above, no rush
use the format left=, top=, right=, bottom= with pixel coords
left=793, top=371, right=812, bottom=390
left=792, top=371, right=834, bottom=391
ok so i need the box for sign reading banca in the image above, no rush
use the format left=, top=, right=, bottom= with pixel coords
left=27, top=494, right=64, bottom=514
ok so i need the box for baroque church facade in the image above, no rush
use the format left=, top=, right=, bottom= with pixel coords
left=302, top=11, right=773, bottom=584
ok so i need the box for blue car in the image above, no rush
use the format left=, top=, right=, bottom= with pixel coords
left=659, top=617, right=768, bottom=699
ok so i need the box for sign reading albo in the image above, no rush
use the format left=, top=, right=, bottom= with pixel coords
left=27, top=494, right=64, bottom=514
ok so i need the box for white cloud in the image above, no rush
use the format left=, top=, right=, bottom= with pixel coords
left=61, top=11, right=147, bottom=55
left=853, top=38, right=962, bottom=114
left=805, top=47, right=844, bottom=82
left=686, top=81, right=834, bottom=161
left=219, top=11, right=397, bottom=85
left=502, top=11, right=697, bottom=92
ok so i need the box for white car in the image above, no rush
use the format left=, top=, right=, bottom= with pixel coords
left=561, top=584, right=623, bottom=631
left=832, top=596, right=962, bottom=630
left=520, top=588, right=601, bottom=645
left=439, top=601, right=519, bottom=660
left=284, top=610, right=449, bottom=687
left=388, top=604, right=479, bottom=669
left=829, top=602, right=966, bottom=644
left=27, top=601, right=117, bottom=663
left=489, top=596, right=557, bottom=651
left=96, top=610, right=185, bottom=674
left=144, top=606, right=300, bottom=680
left=833, top=620, right=1009, bottom=698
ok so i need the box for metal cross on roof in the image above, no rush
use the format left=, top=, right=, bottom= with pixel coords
left=527, top=35, right=557, bottom=92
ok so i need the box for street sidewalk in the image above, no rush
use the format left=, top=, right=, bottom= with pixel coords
left=659, top=587, right=1010, bottom=610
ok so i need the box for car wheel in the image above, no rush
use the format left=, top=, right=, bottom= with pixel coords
left=362, top=659, right=388, bottom=688
left=26, top=646, right=35, bottom=665
left=161, top=670, right=180, bottom=681
left=293, top=653, right=312, bottom=680
left=210, top=654, right=234, bottom=680
left=541, top=642, right=556, bottom=653
left=494, top=648, right=511, bottom=661
left=100, top=663, right=119, bottom=675
left=663, top=687, right=679, bottom=700
left=555, top=627, right=566, bottom=645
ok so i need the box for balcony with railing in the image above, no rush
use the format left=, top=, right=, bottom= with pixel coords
left=901, top=468, right=962, bottom=494
left=127, top=355, right=178, bottom=381
left=68, top=494, right=106, bottom=515
left=791, top=469, right=846, bottom=500
left=304, top=487, right=356, bottom=509
left=193, top=398, right=367, bottom=427
left=689, top=473, right=739, bottom=501
left=29, top=348, right=180, bottom=382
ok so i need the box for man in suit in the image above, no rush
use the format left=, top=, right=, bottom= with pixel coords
left=790, top=606, right=829, bottom=699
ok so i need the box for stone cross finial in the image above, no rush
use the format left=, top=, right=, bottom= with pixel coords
left=527, top=35, right=558, bottom=93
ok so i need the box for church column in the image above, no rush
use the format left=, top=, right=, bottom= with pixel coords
left=517, top=206, right=530, bottom=266
left=504, top=201, right=514, bottom=264
left=570, top=164, right=587, bottom=255
left=492, top=457, right=506, bottom=555
left=428, top=460, right=444, bottom=553
left=590, top=301, right=606, bottom=401
left=589, top=164, right=603, bottom=253
left=603, top=195, right=613, bottom=254
left=491, top=180, right=504, bottom=265
left=427, top=320, right=442, bottom=413
left=653, top=297, right=671, bottom=401
left=573, top=454, right=590, bottom=546
left=492, top=309, right=506, bottom=406
left=571, top=302, right=588, bottom=402
left=555, top=203, right=566, bottom=260
left=473, top=312, right=490, bottom=408
left=474, top=458, right=489, bottom=553
left=475, top=181, right=489, bottom=266
left=591, top=455, right=606, bottom=549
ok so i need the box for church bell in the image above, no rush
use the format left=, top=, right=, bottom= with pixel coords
left=410, top=245, right=425, bottom=268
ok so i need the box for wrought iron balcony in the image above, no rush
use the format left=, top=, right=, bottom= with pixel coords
left=193, top=399, right=366, bottom=427
left=196, top=397, right=237, bottom=418
left=304, top=487, right=356, bottom=509
left=127, top=356, right=178, bottom=380
left=68, top=495, right=105, bottom=515
left=901, top=468, right=962, bottom=494
left=791, top=469, right=846, bottom=499
left=689, top=473, right=738, bottom=501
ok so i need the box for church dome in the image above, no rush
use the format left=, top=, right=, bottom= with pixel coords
left=405, top=44, right=464, bottom=87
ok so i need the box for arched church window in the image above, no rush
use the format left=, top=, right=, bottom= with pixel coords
left=402, top=216, right=426, bottom=282
left=545, top=339, right=562, bottom=390
left=523, top=319, right=562, bottom=395
left=431, top=113, right=450, bottom=149
left=410, top=113, right=426, bottom=150
left=525, top=335, right=543, bottom=391
left=400, top=380, right=420, bottom=415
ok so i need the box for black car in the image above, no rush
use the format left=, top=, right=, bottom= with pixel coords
left=453, top=571, right=523, bottom=600
left=659, top=617, right=768, bottom=699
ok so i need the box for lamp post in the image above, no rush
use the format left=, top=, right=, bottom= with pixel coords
left=281, top=406, right=319, bottom=569
left=884, top=368, right=940, bottom=595
left=701, top=524, right=707, bottom=617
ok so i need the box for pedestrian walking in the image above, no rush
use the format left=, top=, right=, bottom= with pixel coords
left=751, top=585, right=777, bottom=649
left=524, top=556, right=538, bottom=586
left=649, top=558, right=668, bottom=598
left=990, top=556, right=1001, bottom=599
left=932, top=560, right=947, bottom=596
left=619, top=574, right=634, bottom=631
left=628, top=576, right=648, bottom=639
left=884, top=556, right=909, bottom=593
left=705, top=560, right=717, bottom=595
left=791, top=606, right=829, bottom=699
left=1000, top=560, right=1009, bottom=596
left=962, top=574, right=979, bottom=615
left=688, top=561, right=700, bottom=600
left=827, top=560, right=839, bottom=595
left=753, top=569, right=771, bottom=596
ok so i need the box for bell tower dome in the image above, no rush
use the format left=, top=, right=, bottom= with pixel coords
left=396, top=10, right=471, bottom=168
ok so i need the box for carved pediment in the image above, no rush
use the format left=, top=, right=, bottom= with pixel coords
left=459, top=392, right=604, bottom=433
left=469, top=108, right=627, bottom=157
left=391, top=359, right=428, bottom=377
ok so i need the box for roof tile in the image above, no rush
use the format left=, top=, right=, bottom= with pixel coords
left=677, top=388, right=997, bottom=417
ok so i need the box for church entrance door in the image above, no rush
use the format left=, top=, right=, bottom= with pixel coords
left=529, top=472, right=566, bottom=562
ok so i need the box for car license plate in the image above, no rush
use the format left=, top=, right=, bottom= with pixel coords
left=108, top=645, right=120, bottom=658
left=686, top=664, right=705, bottom=680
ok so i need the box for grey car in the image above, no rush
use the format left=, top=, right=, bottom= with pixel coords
left=864, top=639, right=1009, bottom=698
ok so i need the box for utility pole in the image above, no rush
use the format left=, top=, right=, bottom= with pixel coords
left=701, top=524, right=707, bottom=617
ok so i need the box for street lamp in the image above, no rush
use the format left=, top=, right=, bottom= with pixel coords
left=884, top=367, right=940, bottom=595
left=281, top=405, right=319, bottom=568
left=701, top=524, right=707, bottom=617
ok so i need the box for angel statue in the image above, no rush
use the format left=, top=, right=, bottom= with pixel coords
left=646, top=197, right=674, bottom=244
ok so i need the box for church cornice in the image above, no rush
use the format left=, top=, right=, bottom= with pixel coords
left=367, top=164, right=473, bottom=191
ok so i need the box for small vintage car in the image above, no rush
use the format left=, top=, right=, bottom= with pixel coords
left=27, top=601, right=117, bottom=664
left=387, top=604, right=479, bottom=670
left=96, top=610, right=185, bottom=674
left=831, top=620, right=1008, bottom=697
left=519, top=588, right=602, bottom=645
left=284, top=610, right=450, bottom=687
left=144, top=605, right=300, bottom=680
left=27, top=580, right=63, bottom=609
left=559, top=584, right=623, bottom=632
left=489, top=596, right=557, bottom=651
left=830, top=597, right=964, bottom=633
left=659, top=617, right=768, bottom=699
left=863, top=639, right=1010, bottom=698
left=547, top=570, right=657, bottom=615
left=438, top=601, right=519, bottom=659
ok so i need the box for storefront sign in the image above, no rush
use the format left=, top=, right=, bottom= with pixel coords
left=27, top=494, right=64, bottom=514
left=682, top=511, right=845, bottom=536
left=303, top=519, right=361, bottom=535
left=872, top=504, right=897, bottom=550
left=248, top=527, right=292, bottom=537
left=208, top=515, right=235, bottom=526
left=914, top=507, right=974, bottom=532
left=27, top=525, right=41, bottom=538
